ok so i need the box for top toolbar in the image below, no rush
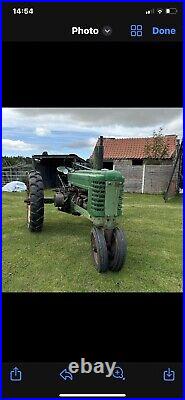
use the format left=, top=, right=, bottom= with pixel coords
left=3, top=2, right=182, bottom=42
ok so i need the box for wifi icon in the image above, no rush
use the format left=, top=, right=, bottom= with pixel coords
left=157, top=9, right=163, bottom=14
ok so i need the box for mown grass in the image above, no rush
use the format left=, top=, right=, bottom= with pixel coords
left=2, top=191, right=182, bottom=292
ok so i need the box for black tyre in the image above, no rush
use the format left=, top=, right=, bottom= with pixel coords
left=91, top=227, right=109, bottom=273
left=27, top=170, right=44, bottom=232
left=108, top=228, right=127, bottom=271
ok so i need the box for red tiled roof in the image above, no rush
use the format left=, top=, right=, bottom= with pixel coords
left=97, top=135, right=177, bottom=160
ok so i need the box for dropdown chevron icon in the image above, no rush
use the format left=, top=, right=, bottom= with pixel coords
left=102, top=26, right=112, bottom=36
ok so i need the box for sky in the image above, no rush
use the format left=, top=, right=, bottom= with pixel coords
left=2, top=108, right=183, bottom=159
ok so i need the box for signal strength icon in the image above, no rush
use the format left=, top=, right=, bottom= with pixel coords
left=145, top=9, right=155, bottom=15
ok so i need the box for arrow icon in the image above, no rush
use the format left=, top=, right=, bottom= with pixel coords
left=102, top=26, right=112, bottom=36
left=163, top=368, right=175, bottom=382
left=60, top=369, right=73, bottom=381
left=10, top=367, right=22, bottom=382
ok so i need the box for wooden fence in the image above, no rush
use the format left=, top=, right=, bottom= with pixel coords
left=2, top=165, right=32, bottom=186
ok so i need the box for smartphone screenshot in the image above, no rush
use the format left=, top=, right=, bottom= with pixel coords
left=2, top=2, right=183, bottom=398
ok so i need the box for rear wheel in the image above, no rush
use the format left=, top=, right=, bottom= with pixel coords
left=108, top=228, right=127, bottom=271
left=91, top=227, right=109, bottom=273
left=27, top=171, right=44, bottom=232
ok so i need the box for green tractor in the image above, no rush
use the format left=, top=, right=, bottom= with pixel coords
left=25, top=136, right=127, bottom=272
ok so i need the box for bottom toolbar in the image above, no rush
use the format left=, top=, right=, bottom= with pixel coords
left=3, top=362, right=182, bottom=398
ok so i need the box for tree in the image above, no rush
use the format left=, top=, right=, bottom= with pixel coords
left=3, top=156, right=32, bottom=167
left=144, top=127, right=168, bottom=160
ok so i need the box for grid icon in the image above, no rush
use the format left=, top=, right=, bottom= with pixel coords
left=130, top=25, right=143, bottom=37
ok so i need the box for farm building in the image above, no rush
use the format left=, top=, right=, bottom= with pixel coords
left=94, top=135, right=181, bottom=194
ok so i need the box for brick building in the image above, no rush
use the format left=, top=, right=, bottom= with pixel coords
left=94, top=135, right=179, bottom=194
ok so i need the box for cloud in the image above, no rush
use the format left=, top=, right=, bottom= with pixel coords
left=2, top=108, right=183, bottom=141
left=2, top=139, right=35, bottom=151
left=68, top=137, right=97, bottom=149
left=6, top=107, right=182, bottom=130
left=165, top=116, right=183, bottom=136
left=35, top=127, right=50, bottom=136
left=2, top=108, right=183, bottom=158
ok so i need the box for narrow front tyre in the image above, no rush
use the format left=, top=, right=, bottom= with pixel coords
left=91, top=227, right=109, bottom=273
left=108, top=228, right=127, bottom=271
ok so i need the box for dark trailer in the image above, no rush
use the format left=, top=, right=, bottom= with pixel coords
left=32, top=153, right=86, bottom=188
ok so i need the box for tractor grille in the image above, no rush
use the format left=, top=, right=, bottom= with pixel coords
left=91, top=180, right=105, bottom=213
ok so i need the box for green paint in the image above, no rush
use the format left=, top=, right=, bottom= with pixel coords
left=73, top=204, right=90, bottom=219
left=68, top=169, right=124, bottom=223
left=105, top=181, right=122, bottom=217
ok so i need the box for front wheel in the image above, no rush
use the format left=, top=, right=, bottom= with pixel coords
left=91, top=227, right=109, bottom=273
left=108, top=228, right=127, bottom=271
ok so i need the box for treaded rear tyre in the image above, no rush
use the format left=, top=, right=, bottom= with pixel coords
left=108, top=228, right=127, bottom=271
left=91, top=227, right=109, bottom=273
left=27, top=170, right=44, bottom=232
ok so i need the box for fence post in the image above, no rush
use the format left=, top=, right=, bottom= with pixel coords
left=141, top=163, right=146, bottom=194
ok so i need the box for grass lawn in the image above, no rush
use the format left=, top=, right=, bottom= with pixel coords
left=3, top=191, right=182, bottom=293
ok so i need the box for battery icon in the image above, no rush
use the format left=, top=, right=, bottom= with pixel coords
left=166, top=8, right=178, bottom=14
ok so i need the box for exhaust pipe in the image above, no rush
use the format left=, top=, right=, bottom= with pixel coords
left=93, top=136, right=104, bottom=170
